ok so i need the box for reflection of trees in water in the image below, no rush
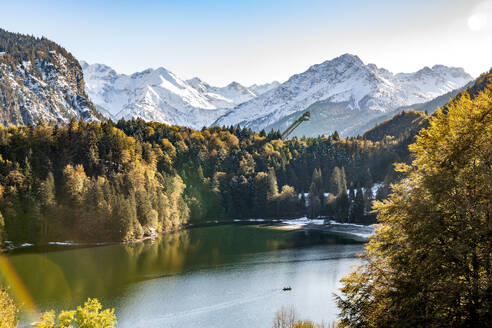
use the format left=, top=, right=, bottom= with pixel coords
left=121, top=226, right=316, bottom=275
left=123, top=230, right=192, bottom=277
left=0, top=253, right=73, bottom=309
left=288, top=230, right=355, bottom=248
left=7, top=225, right=349, bottom=320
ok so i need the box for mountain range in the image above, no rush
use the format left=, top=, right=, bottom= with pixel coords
left=83, top=54, right=472, bottom=136
left=0, top=28, right=474, bottom=137
left=213, top=54, right=472, bottom=136
left=81, top=61, right=279, bottom=128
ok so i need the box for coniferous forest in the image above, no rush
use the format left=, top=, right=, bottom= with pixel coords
left=2, top=70, right=490, bottom=246
left=0, top=109, right=415, bottom=244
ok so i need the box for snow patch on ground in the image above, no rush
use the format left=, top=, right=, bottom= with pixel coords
left=371, top=183, right=384, bottom=195
left=327, top=220, right=376, bottom=239
left=47, top=241, right=77, bottom=246
left=282, top=217, right=325, bottom=225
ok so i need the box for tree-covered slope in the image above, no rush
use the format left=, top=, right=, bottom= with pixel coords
left=0, top=116, right=412, bottom=244
left=362, top=110, right=429, bottom=142
left=361, top=69, right=492, bottom=152
left=0, top=121, right=189, bottom=243
left=337, top=68, right=492, bottom=328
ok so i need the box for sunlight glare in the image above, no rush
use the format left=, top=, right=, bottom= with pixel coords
left=468, top=13, right=487, bottom=31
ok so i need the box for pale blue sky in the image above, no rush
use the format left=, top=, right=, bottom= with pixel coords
left=1, top=0, right=491, bottom=85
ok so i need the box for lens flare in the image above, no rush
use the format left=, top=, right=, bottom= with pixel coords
left=0, top=254, right=39, bottom=318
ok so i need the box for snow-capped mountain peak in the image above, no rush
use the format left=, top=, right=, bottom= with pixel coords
left=213, top=53, right=472, bottom=135
left=82, top=54, right=471, bottom=136
left=83, top=63, right=222, bottom=126
left=83, top=62, right=281, bottom=128
left=248, top=81, right=281, bottom=96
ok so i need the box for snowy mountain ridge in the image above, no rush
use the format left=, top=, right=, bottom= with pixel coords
left=82, top=54, right=472, bottom=136
left=82, top=61, right=279, bottom=128
left=213, top=54, right=472, bottom=134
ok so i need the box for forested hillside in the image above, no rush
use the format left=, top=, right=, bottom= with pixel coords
left=0, top=121, right=189, bottom=243
left=2, top=70, right=489, bottom=245
left=363, top=110, right=429, bottom=142
left=0, top=116, right=410, bottom=244
left=0, top=26, right=487, bottom=246
left=117, top=120, right=409, bottom=223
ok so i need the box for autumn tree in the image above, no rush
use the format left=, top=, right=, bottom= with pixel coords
left=267, top=167, right=279, bottom=199
left=0, top=288, right=18, bottom=328
left=34, top=298, right=116, bottom=328
left=337, top=87, right=492, bottom=327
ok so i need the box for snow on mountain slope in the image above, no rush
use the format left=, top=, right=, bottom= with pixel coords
left=82, top=62, right=265, bottom=128
left=248, top=81, right=281, bottom=96
left=213, top=54, right=472, bottom=135
left=0, top=29, right=101, bottom=126
left=82, top=54, right=471, bottom=135
left=186, top=78, right=257, bottom=108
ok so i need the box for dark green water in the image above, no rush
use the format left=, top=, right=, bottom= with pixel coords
left=1, top=224, right=364, bottom=327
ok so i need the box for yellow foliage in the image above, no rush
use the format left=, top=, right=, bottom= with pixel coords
left=161, top=138, right=177, bottom=158
left=190, top=130, right=205, bottom=143
left=0, top=288, right=18, bottom=328
left=63, top=164, right=88, bottom=202
left=34, top=298, right=116, bottom=328
left=337, top=86, right=492, bottom=327
left=144, top=126, right=155, bottom=138
left=292, top=321, right=318, bottom=328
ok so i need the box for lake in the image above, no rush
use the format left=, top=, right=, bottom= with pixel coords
left=1, top=224, right=365, bottom=327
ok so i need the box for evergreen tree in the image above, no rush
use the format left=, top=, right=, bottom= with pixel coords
left=39, top=172, right=55, bottom=210
left=363, top=187, right=374, bottom=215
left=328, top=167, right=342, bottom=195
left=308, top=168, right=323, bottom=218
left=351, top=187, right=364, bottom=222
left=336, top=172, right=349, bottom=222
left=254, top=172, right=269, bottom=215
left=267, top=167, right=279, bottom=200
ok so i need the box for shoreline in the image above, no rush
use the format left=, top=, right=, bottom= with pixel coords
left=1, top=218, right=374, bottom=253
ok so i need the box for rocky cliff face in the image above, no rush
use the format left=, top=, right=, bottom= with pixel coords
left=0, top=29, right=101, bottom=126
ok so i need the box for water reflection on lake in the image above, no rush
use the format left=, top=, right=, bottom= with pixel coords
left=2, top=224, right=365, bottom=327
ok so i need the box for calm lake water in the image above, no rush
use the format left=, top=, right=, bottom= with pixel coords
left=1, top=224, right=365, bottom=327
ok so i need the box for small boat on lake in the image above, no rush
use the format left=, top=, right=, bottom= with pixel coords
left=282, top=286, right=292, bottom=291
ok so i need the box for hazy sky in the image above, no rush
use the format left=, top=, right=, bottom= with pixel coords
left=1, top=0, right=491, bottom=86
